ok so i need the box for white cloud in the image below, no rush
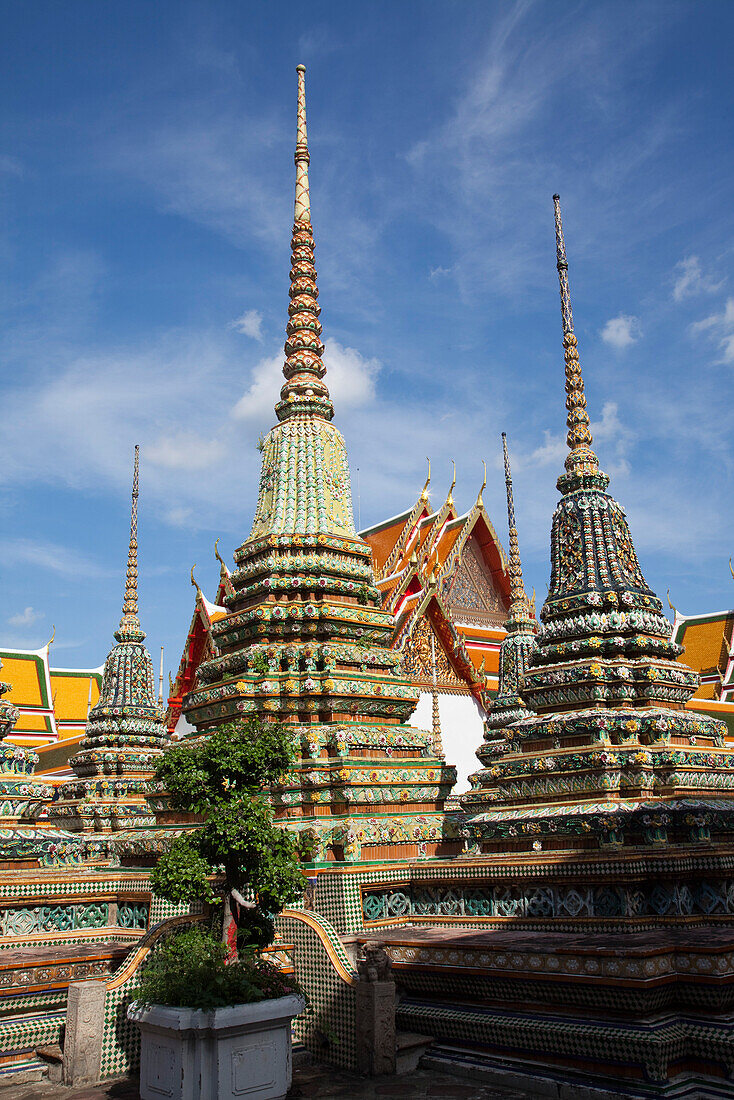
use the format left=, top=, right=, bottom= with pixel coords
left=231, top=340, right=380, bottom=423
left=0, top=154, right=24, bottom=177
left=690, top=298, right=734, bottom=364
left=147, top=432, right=226, bottom=471
left=525, top=402, right=632, bottom=475
left=0, top=539, right=114, bottom=579
left=672, top=256, right=722, bottom=302
left=8, top=606, right=42, bottom=628
left=229, top=309, right=263, bottom=341
left=165, top=506, right=194, bottom=528
left=324, top=342, right=380, bottom=408
left=400, top=4, right=676, bottom=300
left=600, top=314, right=641, bottom=349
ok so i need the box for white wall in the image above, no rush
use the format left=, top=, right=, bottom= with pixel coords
left=408, top=691, right=485, bottom=793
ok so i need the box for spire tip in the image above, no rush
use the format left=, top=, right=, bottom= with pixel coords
left=116, top=444, right=143, bottom=641
left=553, top=196, right=600, bottom=483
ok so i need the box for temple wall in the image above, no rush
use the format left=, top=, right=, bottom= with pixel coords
left=408, top=691, right=483, bottom=793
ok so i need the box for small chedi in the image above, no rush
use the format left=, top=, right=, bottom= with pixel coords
left=181, top=66, right=457, bottom=865
left=48, top=446, right=169, bottom=834
left=468, top=433, right=537, bottom=757
left=462, top=195, right=732, bottom=853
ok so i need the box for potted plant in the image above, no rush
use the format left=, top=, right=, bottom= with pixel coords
left=128, top=717, right=306, bottom=1100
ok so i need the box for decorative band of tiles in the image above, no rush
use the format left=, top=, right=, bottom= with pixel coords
left=0, top=902, right=148, bottom=936
left=386, top=942, right=734, bottom=981
left=362, top=879, right=734, bottom=923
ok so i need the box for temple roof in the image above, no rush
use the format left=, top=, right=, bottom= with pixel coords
left=0, top=645, right=103, bottom=749
left=672, top=607, right=734, bottom=714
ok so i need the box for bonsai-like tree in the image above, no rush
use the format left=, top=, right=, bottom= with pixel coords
left=151, top=716, right=304, bottom=958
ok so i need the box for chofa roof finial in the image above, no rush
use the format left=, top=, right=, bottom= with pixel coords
left=476, top=460, right=487, bottom=508
left=420, top=457, right=431, bottom=501
left=447, top=460, right=456, bottom=506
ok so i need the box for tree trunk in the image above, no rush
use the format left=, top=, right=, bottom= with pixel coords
left=222, top=892, right=238, bottom=962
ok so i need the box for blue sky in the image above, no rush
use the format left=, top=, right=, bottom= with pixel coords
left=1, top=0, right=733, bottom=677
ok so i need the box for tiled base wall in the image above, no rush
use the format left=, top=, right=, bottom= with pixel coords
left=396, top=999, right=734, bottom=1086
left=277, top=910, right=358, bottom=1071
left=0, top=1008, right=65, bottom=1065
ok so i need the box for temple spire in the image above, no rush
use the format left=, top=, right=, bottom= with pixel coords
left=553, top=194, right=600, bottom=484
left=116, top=445, right=144, bottom=642
left=275, top=65, right=333, bottom=423
left=501, top=433, right=528, bottom=619
left=294, top=64, right=310, bottom=224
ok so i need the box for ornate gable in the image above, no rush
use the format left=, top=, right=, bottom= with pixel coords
left=444, top=536, right=507, bottom=625
left=400, top=615, right=464, bottom=692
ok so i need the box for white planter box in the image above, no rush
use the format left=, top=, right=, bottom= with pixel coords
left=128, top=994, right=304, bottom=1100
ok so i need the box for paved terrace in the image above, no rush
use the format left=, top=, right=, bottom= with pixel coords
left=0, top=1063, right=529, bottom=1100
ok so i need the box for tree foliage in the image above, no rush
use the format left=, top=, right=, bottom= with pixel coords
left=134, top=927, right=300, bottom=1010
left=151, top=717, right=304, bottom=951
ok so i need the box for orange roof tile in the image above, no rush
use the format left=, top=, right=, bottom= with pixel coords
left=361, top=510, right=414, bottom=572
left=50, top=669, right=103, bottom=731
left=675, top=613, right=734, bottom=699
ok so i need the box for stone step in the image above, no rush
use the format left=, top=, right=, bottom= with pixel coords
left=395, top=1030, right=433, bottom=1075
left=421, top=1045, right=734, bottom=1100
left=0, top=1059, right=48, bottom=1086
left=292, top=1042, right=312, bottom=1069
left=35, top=1043, right=63, bottom=1083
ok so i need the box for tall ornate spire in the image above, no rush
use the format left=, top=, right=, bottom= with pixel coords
left=116, top=445, right=144, bottom=643
left=248, top=66, right=354, bottom=539
left=462, top=434, right=536, bottom=793
left=183, top=65, right=457, bottom=866
left=553, top=195, right=601, bottom=489
left=462, top=199, right=730, bottom=854
left=275, top=64, right=333, bottom=424
left=502, top=433, right=529, bottom=620
left=48, top=445, right=168, bottom=834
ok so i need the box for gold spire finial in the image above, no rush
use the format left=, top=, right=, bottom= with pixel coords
left=117, top=445, right=143, bottom=640
left=502, top=433, right=529, bottom=619
left=420, top=457, right=431, bottom=501
left=274, top=66, right=332, bottom=423
left=190, top=564, right=203, bottom=600
left=476, top=460, right=487, bottom=508
left=553, top=195, right=600, bottom=482
left=729, top=557, right=734, bottom=583
left=47, top=625, right=56, bottom=649
left=294, top=64, right=310, bottom=224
